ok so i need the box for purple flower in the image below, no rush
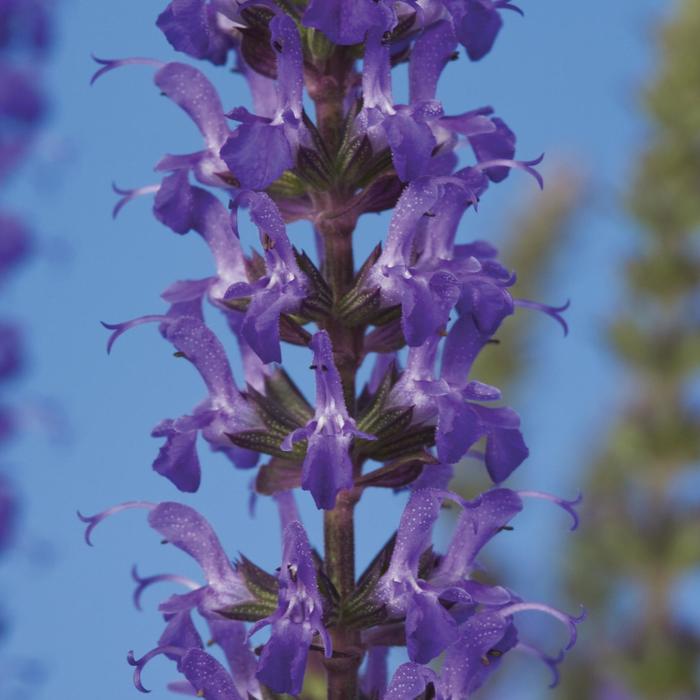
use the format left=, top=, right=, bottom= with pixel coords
left=105, top=312, right=260, bottom=491
left=220, top=13, right=304, bottom=190
left=154, top=61, right=233, bottom=190
left=85, top=1, right=583, bottom=696
left=378, top=487, right=582, bottom=687
left=376, top=488, right=460, bottom=663
left=445, top=0, right=524, bottom=61
left=157, top=0, right=237, bottom=65
left=302, top=0, right=399, bottom=46
left=224, top=192, right=308, bottom=364
left=92, top=58, right=234, bottom=194
left=384, top=662, right=438, bottom=700
left=281, top=331, right=374, bottom=509
left=80, top=500, right=252, bottom=619
left=360, top=170, right=533, bottom=348
left=389, top=319, right=528, bottom=481
left=250, top=520, right=331, bottom=695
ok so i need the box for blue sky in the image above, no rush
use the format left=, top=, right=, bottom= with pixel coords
left=0, top=0, right=665, bottom=697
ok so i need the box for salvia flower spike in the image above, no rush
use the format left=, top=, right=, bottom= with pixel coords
left=83, top=2, right=581, bottom=698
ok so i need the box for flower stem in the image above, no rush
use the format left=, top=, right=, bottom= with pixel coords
left=319, top=222, right=363, bottom=698
left=324, top=493, right=362, bottom=700
left=310, top=49, right=364, bottom=699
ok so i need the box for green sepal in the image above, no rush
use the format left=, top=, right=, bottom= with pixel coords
left=341, top=533, right=395, bottom=629
left=304, top=26, right=335, bottom=63
left=267, top=170, right=308, bottom=199
left=296, top=146, right=332, bottom=189
left=295, top=248, right=333, bottom=315
left=355, top=532, right=396, bottom=597
left=222, top=296, right=250, bottom=313
left=226, top=430, right=305, bottom=460
left=237, top=554, right=279, bottom=600
left=246, top=384, right=305, bottom=434
left=343, top=601, right=389, bottom=630
left=315, top=569, right=341, bottom=625
left=367, top=425, right=437, bottom=462
left=336, top=288, right=383, bottom=326
left=279, top=314, right=313, bottom=347
left=337, top=134, right=373, bottom=183
left=218, top=599, right=277, bottom=623
left=302, top=110, right=332, bottom=163
left=364, top=318, right=406, bottom=354
left=359, top=406, right=414, bottom=443
left=355, top=149, right=394, bottom=189
left=246, top=249, right=267, bottom=281
left=356, top=360, right=398, bottom=430
left=355, top=451, right=438, bottom=489
left=264, top=368, right=314, bottom=424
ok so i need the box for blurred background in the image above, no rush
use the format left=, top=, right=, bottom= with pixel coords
left=1, top=0, right=698, bottom=698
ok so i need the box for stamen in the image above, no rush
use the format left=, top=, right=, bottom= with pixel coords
left=515, top=299, right=570, bottom=336
left=112, top=183, right=160, bottom=219
left=77, top=501, right=156, bottom=546
left=495, top=1, right=525, bottom=17
left=514, top=642, right=565, bottom=688
left=101, top=315, right=170, bottom=354
left=517, top=490, right=582, bottom=530
left=90, top=56, right=165, bottom=85
left=498, top=601, right=585, bottom=651
left=474, top=154, right=545, bottom=189
left=127, top=645, right=184, bottom=693
left=130, top=565, right=199, bottom=611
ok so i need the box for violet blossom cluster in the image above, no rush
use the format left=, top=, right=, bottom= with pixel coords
left=82, top=1, right=582, bottom=698
left=0, top=0, right=52, bottom=559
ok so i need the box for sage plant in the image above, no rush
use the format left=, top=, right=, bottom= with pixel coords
left=82, top=2, right=582, bottom=698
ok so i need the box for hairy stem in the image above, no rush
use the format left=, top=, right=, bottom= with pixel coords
left=312, top=61, right=364, bottom=697
left=323, top=493, right=362, bottom=700
left=319, top=219, right=363, bottom=698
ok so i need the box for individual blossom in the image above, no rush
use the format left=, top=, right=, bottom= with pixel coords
left=281, top=330, right=374, bottom=509
left=156, top=0, right=239, bottom=66
left=221, top=12, right=306, bottom=190
left=354, top=21, right=520, bottom=185
left=388, top=317, right=528, bottom=482
left=80, top=500, right=252, bottom=619
left=376, top=487, right=582, bottom=692
left=443, top=0, right=524, bottom=61
left=105, top=310, right=261, bottom=491
left=223, top=191, right=308, bottom=364
left=250, top=520, right=332, bottom=694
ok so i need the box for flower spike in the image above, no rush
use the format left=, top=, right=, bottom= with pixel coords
left=85, top=2, right=584, bottom=696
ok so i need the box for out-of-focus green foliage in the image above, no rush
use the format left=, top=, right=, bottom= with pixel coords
left=561, top=2, right=700, bottom=698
